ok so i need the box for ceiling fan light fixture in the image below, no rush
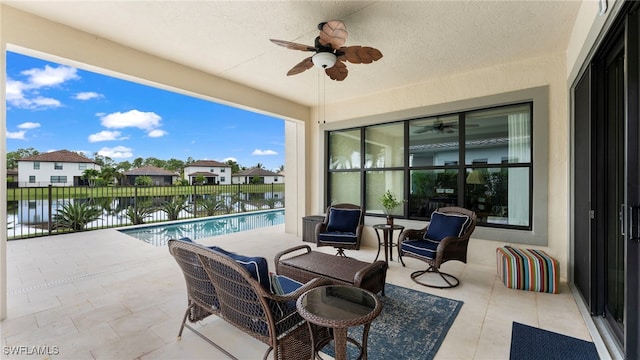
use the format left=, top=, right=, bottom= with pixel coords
left=312, top=52, right=337, bottom=69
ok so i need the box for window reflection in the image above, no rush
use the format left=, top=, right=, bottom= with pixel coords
left=365, top=123, right=404, bottom=168
left=408, top=169, right=458, bottom=218
left=409, top=115, right=460, bottom=167
left=465, top=105, right=531, bottom=165
left=329, top=172, right=361, bottom=205
left=464, top=167, right=529, bottom=226
left=327, top=102, right=532, bottom=229
left=366, top=171, right=404, bottom=215
left=329, top=129, right=361, bottom=169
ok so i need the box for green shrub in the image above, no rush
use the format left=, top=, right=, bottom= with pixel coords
left=53, top=202, right=102, bottom=231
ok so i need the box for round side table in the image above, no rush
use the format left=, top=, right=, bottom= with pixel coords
left=373, top=224, right=405, bottom=263
left=296, top=285, right=382, bottom=360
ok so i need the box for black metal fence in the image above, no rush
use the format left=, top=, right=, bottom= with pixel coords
left=6, top=183, right=284, bottom=239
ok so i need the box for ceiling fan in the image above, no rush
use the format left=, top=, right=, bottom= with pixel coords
left=270, top=20, right=383, bottom=81
left=414, top=119, right=479, bottom=134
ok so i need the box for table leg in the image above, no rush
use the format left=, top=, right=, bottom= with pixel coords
left=387, top=229, right=394, bottom=261
left=333, top=328, right=348, bottom=360
left=374, top=229, right=382, bottom=262
left=361, top=323, right=372, bottom=360
left=382, top=230, right=389, bottom=263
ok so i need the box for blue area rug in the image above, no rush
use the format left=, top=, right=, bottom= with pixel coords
left=321, top=283, right=463, bottom=360
left=510, top=322, right=599, bottom=360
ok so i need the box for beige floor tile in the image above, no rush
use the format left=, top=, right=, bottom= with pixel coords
left=1, top=225, right=599, bottom=360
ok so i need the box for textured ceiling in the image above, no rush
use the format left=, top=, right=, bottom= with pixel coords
left=5, top=1, right=581, bottom=108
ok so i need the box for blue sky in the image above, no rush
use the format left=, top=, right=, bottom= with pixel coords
left=5, top=51, right=285, bottom=171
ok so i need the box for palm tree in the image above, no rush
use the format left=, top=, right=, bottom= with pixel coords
left=53, top=201, right=102, bottom=231
left=159, top=197, right=188, bottom=221
left=123, top=201, right=155, bottom=225
left=100, top=166, right=117, bottom=186
left=198, top=196, right=225, bottom=216
left=82, top=169, right=100, bottom=187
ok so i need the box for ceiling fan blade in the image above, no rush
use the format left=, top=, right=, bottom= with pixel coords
left=337, top=46, right=383, bottom=64
left=286, top=57, right=314, bottom=76
left=318, top=20, right=348, bottom=49
left=325, top=61, right=348, bottom=81
left=270, top=39, right=316, bottom=52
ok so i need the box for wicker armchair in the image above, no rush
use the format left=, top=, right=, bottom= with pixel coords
left=315, top=203, right=364, bottom=256
left=168, top=239, right=327, bottom=360
left=398, top=206, right=477, bottom=288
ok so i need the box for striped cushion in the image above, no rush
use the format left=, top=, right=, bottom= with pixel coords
left=496, top=246, right=559, bottom=294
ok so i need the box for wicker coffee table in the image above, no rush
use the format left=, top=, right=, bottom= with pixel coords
left=297, top=285, right=382, bottom=360
left=275, top=245, right=388, bottom=296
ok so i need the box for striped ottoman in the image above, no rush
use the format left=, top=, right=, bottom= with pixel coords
left=496, top=246, right=559, bottom=293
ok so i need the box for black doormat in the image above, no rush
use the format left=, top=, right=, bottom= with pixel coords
left=510, top=322, right=599, bottom=360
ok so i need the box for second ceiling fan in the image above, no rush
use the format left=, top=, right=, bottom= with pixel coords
left=270, top=20, right=383, bottom=81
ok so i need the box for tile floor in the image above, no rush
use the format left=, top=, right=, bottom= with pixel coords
left=0, top=225, right=605, bottom=359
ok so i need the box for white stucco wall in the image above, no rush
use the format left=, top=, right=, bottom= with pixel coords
left=309, top=53, right=570, bottom=277
left=183, top=165, right=232, bottom=185
left=17, top=161, right=100, bottom=187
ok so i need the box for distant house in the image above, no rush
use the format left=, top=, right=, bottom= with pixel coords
left=6, top=168, right=18, bottom=188
left=183, top=160, right=232, bottom=185
left=17, top=150, right=100, bottom=187
left=231, top=168, right=284, bottom=185
left=123, top=166, right=178, bottom=186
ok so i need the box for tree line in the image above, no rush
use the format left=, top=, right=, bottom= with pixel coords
left=6, top=147, right=284, bottom=176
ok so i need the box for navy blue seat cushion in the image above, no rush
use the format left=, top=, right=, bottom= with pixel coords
left=208, top=246, right=271, bottom=291
left=401, top=239, right=439, bottom=260
left=317, top=231, right=358, bottom=244
left=423, top=211, right=471, bottom=242
left=326, top=207, right=361, bottom=233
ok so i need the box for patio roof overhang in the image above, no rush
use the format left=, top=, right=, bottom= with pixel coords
left=0, top=0, right=622, bottom=327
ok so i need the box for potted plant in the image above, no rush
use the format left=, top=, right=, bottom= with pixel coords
left=379, top=190, right=402, bottom=225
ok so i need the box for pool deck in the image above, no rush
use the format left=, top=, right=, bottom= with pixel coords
left=1, top=225, right=596, bottom=359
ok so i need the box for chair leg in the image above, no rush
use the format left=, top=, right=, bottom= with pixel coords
left=335, top=248, right=347, bottom=257
left=410, top=265, right=460, bottom=289
left=178, top=304, right=193, bottom=340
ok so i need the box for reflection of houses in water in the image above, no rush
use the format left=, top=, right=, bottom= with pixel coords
left=17, top=199, right=67, bottom=223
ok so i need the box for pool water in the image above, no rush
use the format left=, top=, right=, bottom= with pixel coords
left=119, top=209, right=284, bottom=247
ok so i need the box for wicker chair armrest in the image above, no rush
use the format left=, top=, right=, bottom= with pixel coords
left=315, top=222, right=328, bottom=238
left=267, top=277, right=331, bottom=301
left=353, top=260, right=388, bottom=286
left=398, top=227, right=428, bottom=243
left=274, top=245, right=312, bottom=264
left=437, top=231, right=472, bottom=249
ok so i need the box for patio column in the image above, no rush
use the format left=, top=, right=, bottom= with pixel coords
left=284, top=119, right=306, bottom=236
left=1, top=5, right=8, bottom=319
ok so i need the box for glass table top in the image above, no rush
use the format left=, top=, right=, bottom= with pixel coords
left=298, top=285, right=378, bottom=323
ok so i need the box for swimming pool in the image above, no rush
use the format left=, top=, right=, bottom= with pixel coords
left=119, top=209, right=284, bottom=247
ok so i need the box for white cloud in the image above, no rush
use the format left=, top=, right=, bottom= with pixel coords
left=252, top=149, right=278, bottom=156
left=6, top=64, right=78, bottom=110
left=100, top=110, right=162, bottom=131
left=6, top=78, right=62, bottom=109
left=21, top=65, right=79, bottom=88
left=147, top=129, right=167, bottom=138
left=88, top=130, right=127, bottom=143
left=97, top=146, right=133, bottom=159
left=17, top=122, right=41, bottom=129
left=6, top=130, right=26, bottom=140
left=75, top=92, right=103, bottom=100
left=223, top=157, right=237, bottom=163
